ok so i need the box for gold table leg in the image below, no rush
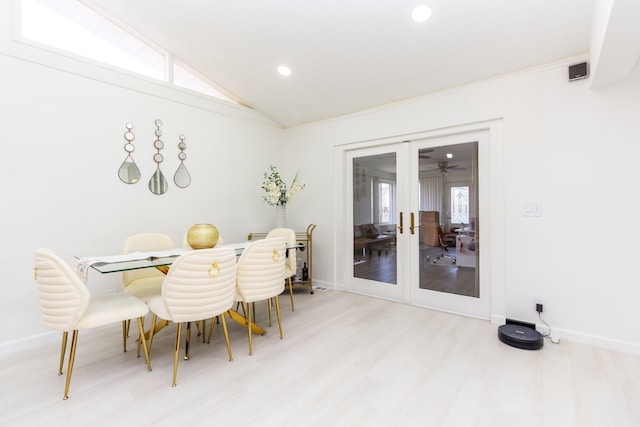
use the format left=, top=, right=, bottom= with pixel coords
left=143, top=319, right=169, bottom=341
left=226, top=309, right=267, bottom=335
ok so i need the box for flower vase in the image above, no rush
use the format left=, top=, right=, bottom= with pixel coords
left=275, top=205, right=286, bottom=228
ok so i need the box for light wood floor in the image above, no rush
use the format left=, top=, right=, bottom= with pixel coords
left=354, top=246, right=477, bottom=297
left=2, top=289, right=639, bottom=426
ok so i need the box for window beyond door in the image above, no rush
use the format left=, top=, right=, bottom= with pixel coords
left=450, top=186, right=469, bottom=224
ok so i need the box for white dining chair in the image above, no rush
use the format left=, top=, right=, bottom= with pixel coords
left=182, top=231, right=225, bottom=340
left=145, top=247, right=237, bottom=387
left=266, top=228, right=297, bottom=311
left=122, top=233, right=175, bottom=302
left=33, top=248, right=151, bottom=400
left=121, top=233, right=175, bottom=342
left=234, top=237, right=287, bottom=355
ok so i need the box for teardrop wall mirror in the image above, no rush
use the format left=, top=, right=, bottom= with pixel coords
left=118, top=123, right=141, bottom=184
left=174, top=134, right=191, bottom=188
left=148, top=119, right=168, bottom=195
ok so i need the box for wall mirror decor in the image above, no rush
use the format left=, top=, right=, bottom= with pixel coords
left=148, top=119, right=168, bottom=195
left=118, top=123, right=141, bottom=184
left=173, top=134, right=191, bottom=188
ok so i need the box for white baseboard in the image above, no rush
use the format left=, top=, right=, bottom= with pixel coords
left=0, top=330, right=60, bottom=356
left=5, top=300, right=638, bottom=357
left=0, top=326, right=112, bottom=357
left=490, top=315, right=640, bottom=355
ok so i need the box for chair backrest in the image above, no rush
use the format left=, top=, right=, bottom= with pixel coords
left=122, top=233, right=175, bottom=287
left=162, top=247, right=237, bottom=323
left=235, top=237, right=286, bottom=303
left=266, top=228, right=296, bottom=276
left=182, top=232, right=224, bottom=249
left=34, top=248, right=90, bottom=332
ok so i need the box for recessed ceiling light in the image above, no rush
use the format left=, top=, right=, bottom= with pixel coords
left=278, top=65, right=292, bottom=77
left=412, top=5, right=432, bottom=23
left=446, top=153, right=453, bottom=158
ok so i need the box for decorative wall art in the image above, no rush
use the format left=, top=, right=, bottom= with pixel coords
left=117, top=120, right=191, bottom=194
left=173, top=134, right=191, bottom=188
left=148, top=119, right=168, bottom=195
left=118, top=123, right=141, bottom=184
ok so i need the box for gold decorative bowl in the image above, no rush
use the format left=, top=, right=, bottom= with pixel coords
left=187, top=224, right=219, bottom=249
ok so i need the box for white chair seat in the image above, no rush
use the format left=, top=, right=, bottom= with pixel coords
left=146, top=296, right=171, bottom=320
left=122, top=278, right=163, bottom=302
left=76, top=294, right=150, bottom=329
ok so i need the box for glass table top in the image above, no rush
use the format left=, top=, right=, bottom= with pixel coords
left=78, top=242, right=304, bottom=274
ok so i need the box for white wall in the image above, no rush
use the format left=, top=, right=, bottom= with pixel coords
left=0, top=19, right=285, bottom=351
left=2, top=0, right=639, bottom=355
left=283, top=58, right=640, bottom=354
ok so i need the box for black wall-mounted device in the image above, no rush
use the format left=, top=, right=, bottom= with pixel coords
left=568, top=62, right=589, bottom=81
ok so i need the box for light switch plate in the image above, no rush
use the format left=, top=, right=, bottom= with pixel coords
left=523, top=201, right=542, bottom=217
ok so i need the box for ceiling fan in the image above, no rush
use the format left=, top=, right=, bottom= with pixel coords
left=418, top=148, right=434, bottom=159
left=434, top=161, right=465, bottom=175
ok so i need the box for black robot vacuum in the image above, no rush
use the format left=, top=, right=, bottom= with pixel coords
left=498, top=323, right=544, bottom=350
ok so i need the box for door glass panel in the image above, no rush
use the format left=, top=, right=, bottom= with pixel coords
left=418, top=142, right=479, bottom=297
left=353, top=154, right=397, bottom=285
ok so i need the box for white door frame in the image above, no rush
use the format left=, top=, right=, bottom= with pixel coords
left=346, top=143, right=408, bottom=302
left=334, top=120, right=505, bottom=321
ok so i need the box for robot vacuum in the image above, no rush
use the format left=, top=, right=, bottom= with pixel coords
left=498, top=323, right=544, bottom=350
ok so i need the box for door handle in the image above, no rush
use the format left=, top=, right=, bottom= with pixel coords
left=410, top=212, right=421, bottom=235
left=397, top=212, right=403, bottom=234
left=410, top=212, right=415, bottom=234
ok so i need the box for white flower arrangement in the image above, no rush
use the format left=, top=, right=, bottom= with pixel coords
left=262, top=166, right=305, bottom=206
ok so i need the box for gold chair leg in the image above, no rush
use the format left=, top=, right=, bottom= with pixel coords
left=136, top=317, right=152, bottom=372
left=235, top=301, right=244, bottom=316
left=246, top=303, right=253, bottom=356
left=220, top=313, right=233, bottom=361
left=288, top=277, right=295, bottom=311
left=125, top=319, right=131, bottom=338
left=274, top=296, right=283, bottom=339
left=58, top=331, right=68, bottom=375
left=207, top=317, right=216, bottom=344
left=185, top=322, right=191, bottom=360
left=201, top=320, right=206, bottom=343
left=267, top=299, right=272, bottom=327
left=63, top=330, right=79, bottom=400
left=136, top=317, right=144, bottom=357
left=122, top=321, right=127, bottom=352
left=147, top=314, right=157, bottom=354
left=172, top=322, right=182, bottom=387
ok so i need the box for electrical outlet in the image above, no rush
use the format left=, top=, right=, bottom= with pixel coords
left=536, top=303, right=543, bottom=313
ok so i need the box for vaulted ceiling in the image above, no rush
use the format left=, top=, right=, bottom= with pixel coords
left=83, top=0, right=639, bottom=128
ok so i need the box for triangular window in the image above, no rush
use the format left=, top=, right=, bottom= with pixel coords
left=19, top=0, right=238, bottom=104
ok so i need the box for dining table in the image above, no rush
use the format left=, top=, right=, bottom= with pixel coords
left=76, top=242, right=295, bottom=337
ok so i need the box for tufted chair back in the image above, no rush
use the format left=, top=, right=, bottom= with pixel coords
left=235, top=237, right=286, bottom=304
left=266, top=228, right=296, bottom=277
left=34, top=248, right=90, bottom=332
left=159, top=247, right=237, bottom=323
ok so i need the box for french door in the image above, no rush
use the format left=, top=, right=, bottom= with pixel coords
left=346, top=131, right=490, bottom=319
